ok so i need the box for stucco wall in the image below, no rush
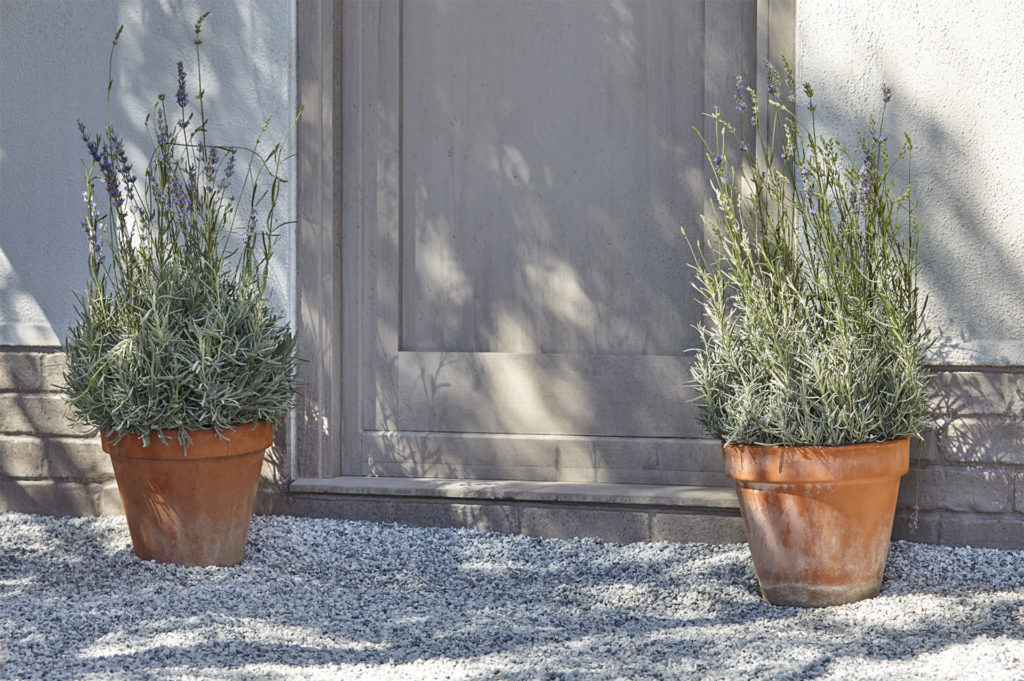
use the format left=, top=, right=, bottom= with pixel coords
left=798, top=0, right=1024, bottom=547
left=0, top=0, right=296, bottom=346
left=797, top=0, right=1024, bottom=366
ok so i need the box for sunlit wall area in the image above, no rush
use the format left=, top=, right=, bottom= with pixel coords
left=797, top=0, right=1024, bottom=366
left=798, top=0, right=1024, bottom=547
left=0, top=0, right=296, bottom=347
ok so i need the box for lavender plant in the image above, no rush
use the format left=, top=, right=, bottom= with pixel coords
left=62, top=14, right=300, bottom=446
left=686, top=58, right=931, bottom=446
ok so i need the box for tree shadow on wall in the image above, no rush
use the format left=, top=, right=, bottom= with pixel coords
left=893, top=335, right=1024, bottom=545
left=344, top=0, right=757, bottom=492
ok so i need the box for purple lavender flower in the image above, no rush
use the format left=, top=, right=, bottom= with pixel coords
left=107, top=128, right=136, bottom=196
left=765, top=62, right=780, bottom=103
left=882, top=83, right=893, bottom=103
left=95, top=128, right=125, bottom=208
left=857, top=154, right=875, bottom=203
left=801, top=83, right=816, bottom=112
left=164, top=173, right=192, bottom=225
left=712, top=154, right=725, bottom=173
left=203, top=146, right=220, bottom=187
left=176, top=62, right=188, bottom=108
left=244, top=207, right=258, bottom=244
left=800, top=165, right=815, bottom=199
left=154, top=127, right=172, bottom=167
left=81, top=202, right=104, bottom=261
left=219, top=147, right=236, bottom=191
left=77, top=121, right=105, bottom=170
left=77, top=120, right=103, bottom=163
left=734, top=78, right=748, bottom=113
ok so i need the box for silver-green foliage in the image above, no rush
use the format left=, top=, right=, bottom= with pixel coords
left=687, top=59, right=931, bottom=446
left=62, top=15, right=299, bottom=445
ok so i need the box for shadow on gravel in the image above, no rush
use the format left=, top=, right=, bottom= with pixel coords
left=1, top=514, right=1023, bottom=680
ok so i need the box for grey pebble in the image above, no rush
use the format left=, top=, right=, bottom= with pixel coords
left=0, top=512, right=1022, bottom=680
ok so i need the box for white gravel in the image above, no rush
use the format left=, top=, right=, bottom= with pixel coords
left=1, top=511, right=1022, bottom=680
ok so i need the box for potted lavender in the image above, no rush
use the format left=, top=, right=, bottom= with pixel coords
left=61, top=14, right=300, bottom=567
left=685, top=59, right=931, bottom=606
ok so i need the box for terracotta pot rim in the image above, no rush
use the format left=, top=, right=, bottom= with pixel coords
left=101, top=422, right=274, bottom=461
left=722, top=437, right=910, bottom=451
left=723, top=437, right=910, bottom=484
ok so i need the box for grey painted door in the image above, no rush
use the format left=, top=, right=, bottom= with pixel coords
left=340, top=0, right=760, bottom=485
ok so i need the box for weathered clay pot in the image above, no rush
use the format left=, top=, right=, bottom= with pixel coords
left=101, top=422, right=273, bottom=567
left=723, top=438, right=910, bottom=607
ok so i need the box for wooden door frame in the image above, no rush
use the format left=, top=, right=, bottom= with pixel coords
left=290, top=0, right=795, bottom=483
left=294, top=0, right=343, bottom=480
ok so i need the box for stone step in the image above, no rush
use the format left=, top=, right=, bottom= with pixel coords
left=272, top=476, right=744, bottom=545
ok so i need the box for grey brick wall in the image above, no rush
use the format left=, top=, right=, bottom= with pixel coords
left=2, top=349, right=1022, bottom=549
left=0, top=348, right=121, bottom=516
left=894, top=370, right=1024, bottom=548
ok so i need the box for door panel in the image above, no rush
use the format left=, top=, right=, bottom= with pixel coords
left=360, top=430, right=726, bottom=486
left=400, top=0, right=704, bottom=355
left=343, top=0, right=758, bottom=483
left=395, top=352, right=702, bottom=438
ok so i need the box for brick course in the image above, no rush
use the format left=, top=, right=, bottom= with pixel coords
left=893, top=369, right=1024, bottom=547
left=1, top=349, right=114, bottom=516
left=2, top=350, right=1023, bottom=548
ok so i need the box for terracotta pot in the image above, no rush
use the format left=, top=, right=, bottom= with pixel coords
left=101, top=422, right=273, bottom=567
left=722, top=438, right=910, bottom=607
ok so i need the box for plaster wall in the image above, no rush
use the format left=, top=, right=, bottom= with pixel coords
left=796, top=0, right=1024, bottom=366
left=0, top=0, right=296, bottom=346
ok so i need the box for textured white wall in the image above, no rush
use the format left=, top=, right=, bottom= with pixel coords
left=797, top=0, right=1024, bottom=366
left=5, top=0, right=1018, bottom=367
left=0, top=0, right=295, bottom=346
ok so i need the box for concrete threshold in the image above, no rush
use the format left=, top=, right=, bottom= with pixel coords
left=289, top=476, right=739, bottom=511
left=272, top=477, right=745, bottom=544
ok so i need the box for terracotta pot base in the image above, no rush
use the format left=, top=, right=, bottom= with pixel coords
left=723, top=438, right=910, bottom=608
left=101, top=423, right=273, bottom=567
left=761, top=580, right=881, bottom=608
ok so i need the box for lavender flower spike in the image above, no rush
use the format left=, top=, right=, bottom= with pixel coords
left=245, top=207, right=258, bottom=244
left=176, top=62, right=188, bottom=108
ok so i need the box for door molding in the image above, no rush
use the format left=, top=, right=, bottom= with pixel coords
left=295, top=0, right=343, bottom=479
left=292, top=0, right=796, bottom=482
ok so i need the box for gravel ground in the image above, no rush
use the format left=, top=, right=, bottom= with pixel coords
left=0, top=512, right=1022, bottom=681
